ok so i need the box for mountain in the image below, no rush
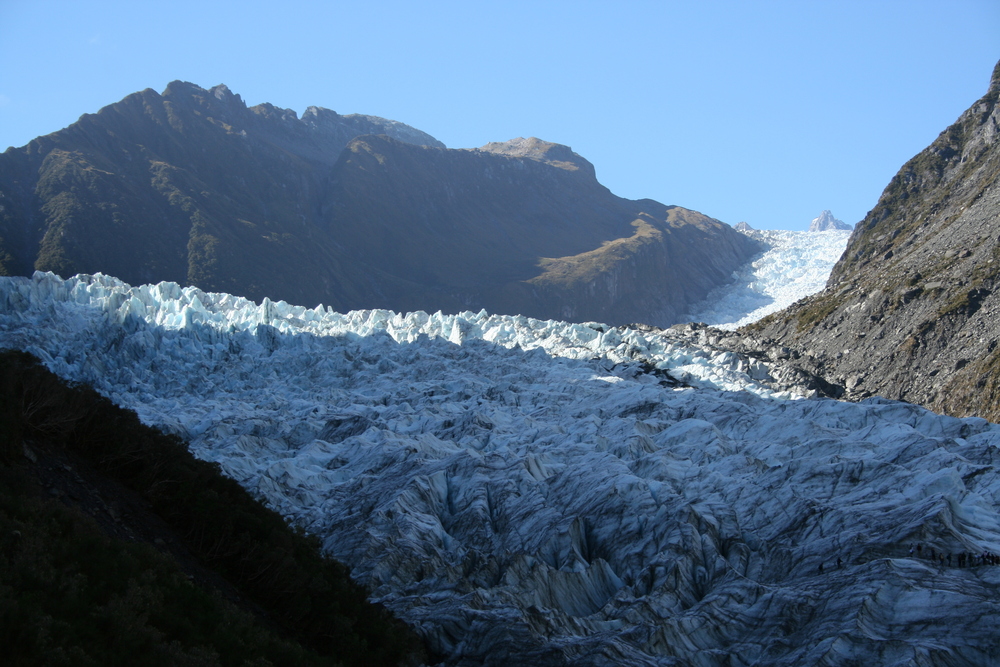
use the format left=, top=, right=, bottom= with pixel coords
left=807, top=209, right=852, bottom=231
left=731, top=60, right=1000, bottom=421
left=5, top=67, right=1000, bottom=666
left=0, top=82, right=761, bottom=327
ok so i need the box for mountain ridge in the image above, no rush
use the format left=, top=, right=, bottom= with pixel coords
left=0, top=81, right=761, bottom=327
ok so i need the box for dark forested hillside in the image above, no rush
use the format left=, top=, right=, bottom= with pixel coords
left=0, top=350, right=427, bottom=666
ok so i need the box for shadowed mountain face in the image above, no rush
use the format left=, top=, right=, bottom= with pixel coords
left=0, top=82, right=760, bottom=326
left=736, top=60, right=1000, bottom=420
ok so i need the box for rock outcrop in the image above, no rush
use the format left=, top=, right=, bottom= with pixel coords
left=0, top=82, right=761, bottom=326
left=729, top=60, right=1000, bottom=421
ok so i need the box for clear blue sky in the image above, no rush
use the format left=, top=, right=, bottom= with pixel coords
left=2, top=0, right=998, bottom=230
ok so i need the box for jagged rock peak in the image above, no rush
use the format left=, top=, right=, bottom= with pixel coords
left=161, top=81, right=442, bottom=147
left=163, top=79, right=207, bottom=97
left=477, top=137, right=597, bottom=178
left=299, top=105, right=446, bottom=148
left=209, top=83, right=244, bottom=106
left=734, top=221, right=754, bottom=232
left=808, top=210, right=852, bottom=231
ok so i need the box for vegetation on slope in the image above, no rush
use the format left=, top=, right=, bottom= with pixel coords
left=0, top=350, right=426, bottom=666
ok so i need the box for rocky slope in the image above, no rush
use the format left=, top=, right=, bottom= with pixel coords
left=725, top=60, right=1000, bottom=421
left=0, top=82, right=760, bottom=327
left=320, top=134, right=759, bottom=324
left=0, top=82, right=441, bottom=307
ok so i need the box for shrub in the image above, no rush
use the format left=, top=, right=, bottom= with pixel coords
left=0, top=350, right=426, bottom=666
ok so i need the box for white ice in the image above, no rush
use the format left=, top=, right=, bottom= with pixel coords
left=684, top=228, right=852, bottom=329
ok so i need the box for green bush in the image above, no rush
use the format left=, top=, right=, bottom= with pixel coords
left=0, top=462, right=337, bottom=666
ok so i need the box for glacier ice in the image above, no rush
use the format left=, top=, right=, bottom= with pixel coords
left=2, top=271, right=1000, bottom=665
left=684, top=228, right=852, bottom=330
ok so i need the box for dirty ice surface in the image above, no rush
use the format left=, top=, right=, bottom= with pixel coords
left=1, top=271, right=999, bottom=666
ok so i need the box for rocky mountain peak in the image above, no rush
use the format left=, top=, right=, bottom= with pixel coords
left=808, top=210, right=852, bottom=232
left=300, top=106, right=445, bottom=148
left=162, top=79, right=205, bottom=98
left=209, top=83, right=244, bottom=107
left=734, top=221, right=754, bottom=232
left=162, top=80, right=246, bottom=117
left=477, top=137, right=597, bottom=180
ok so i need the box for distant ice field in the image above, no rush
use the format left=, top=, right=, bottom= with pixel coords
left=684, top=229, right=852, bottom=329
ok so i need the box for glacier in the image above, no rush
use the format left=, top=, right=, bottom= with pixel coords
left=684, top=229, right=852, bottom=330
left=2, top=270, right=1000, bottom=665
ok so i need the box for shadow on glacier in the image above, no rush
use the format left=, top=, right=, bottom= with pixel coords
left=9, top=295, right=1000, bottom=666
left=149, top=321, right=1000, bottom=662
left=684, top=287, right=776, bottom=327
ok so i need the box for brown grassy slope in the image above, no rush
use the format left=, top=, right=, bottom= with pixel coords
left=324, top=135, right=762, bottom=324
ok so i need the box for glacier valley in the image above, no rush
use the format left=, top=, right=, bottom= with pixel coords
left=2, top=267, right=1000, bottom=666
left=684, top=228, right=852, bottom=330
